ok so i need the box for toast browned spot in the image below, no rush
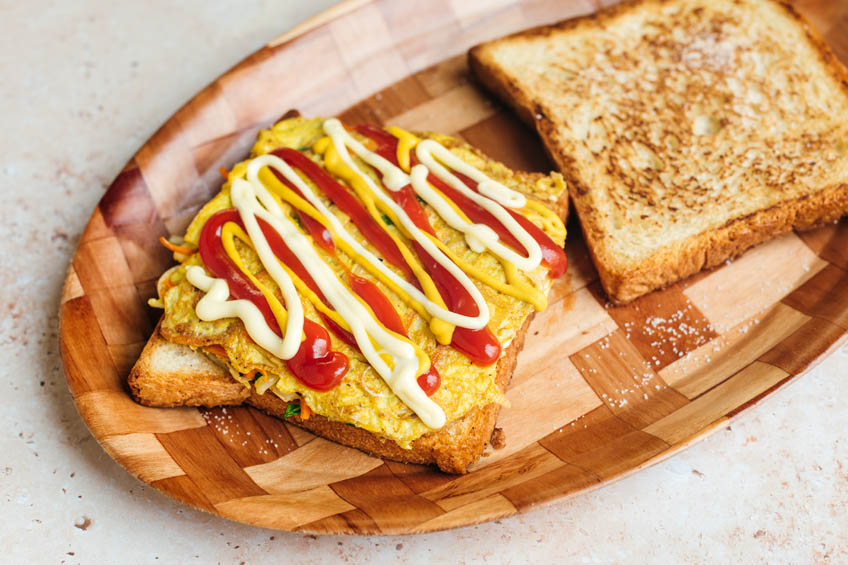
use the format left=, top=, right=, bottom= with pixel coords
left=470, top=0, right=848, bottom=303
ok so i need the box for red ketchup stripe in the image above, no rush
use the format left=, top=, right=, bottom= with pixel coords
left=409, top=238, right=501, bottom=366
left=297, top=210, right=335, bottom=253
left=271, top=149, right=414, bottom=281
left=261, top=158, right=336, bottom=253
left=322, top=275, right=440, bottom=396
left=450, top=170, right=568, bottom=278
left=357, top=124, right=566, bottom=278
left=348, top=273, right=440, bottom=395
left=250, top=213, right=440, bottom=393
left=348, top=273, right=405, bottom=335
left=356, top=124, right=501, bottom=366
left=252, top=158, right=442, bottom=395
left=198, top=209, right=348, bottom=391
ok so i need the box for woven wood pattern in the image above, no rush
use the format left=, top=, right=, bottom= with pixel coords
left=59, top=0, right=848, bottom=534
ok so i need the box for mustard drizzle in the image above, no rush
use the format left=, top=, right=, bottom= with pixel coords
left=184, top=119, right=566, bottom=429
left=324, top=123, right=559, bottom=313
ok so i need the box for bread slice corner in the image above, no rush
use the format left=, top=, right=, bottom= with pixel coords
left=128, top=325, right=250, bottom=408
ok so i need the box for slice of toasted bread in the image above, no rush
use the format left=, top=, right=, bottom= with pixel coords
left=129, top=326, right=249, bottom=408
left=129, top=314, right=533, bottom=474
left=470, top=0, right=848, bottom=303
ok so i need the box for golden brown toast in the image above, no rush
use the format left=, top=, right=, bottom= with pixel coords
left=128, top=118, right=569, bottom=474
left=470, top=0, right=848, bottom=303
left=129, top=327, right=249, bottom=407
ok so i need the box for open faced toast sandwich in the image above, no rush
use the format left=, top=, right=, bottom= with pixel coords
left=470, top=0, right=848, bottom=304
left=129, top=116, right=568, bottom=474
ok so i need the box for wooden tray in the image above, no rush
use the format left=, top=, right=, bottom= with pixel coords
left=58, top=0, right=848, bottom=534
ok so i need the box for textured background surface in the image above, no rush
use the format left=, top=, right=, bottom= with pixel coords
left=3, top=0, right=848, bottom=562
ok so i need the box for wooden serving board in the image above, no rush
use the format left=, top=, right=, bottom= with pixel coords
left=58, top=0, right=848, bottom=534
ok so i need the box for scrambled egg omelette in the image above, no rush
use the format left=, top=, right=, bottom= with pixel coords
left=156, top=117, right=566, bottom=447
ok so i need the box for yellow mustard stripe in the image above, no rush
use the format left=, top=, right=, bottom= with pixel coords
left=427, top=181, right=473, bottom=224
left=255, top=166, right=455, bottom=346
left=225, top=220, right=430, bottom=375
left=387, top=126, right=417, bottom=173
left=256, top=167, right=427, bottom=318
left=520, top=198, right=567, bottom=241
left=310, top=142, right=456, bottom=345
left=500, top=260, right=548, bottom=311
left=389, top=126, right=565, bottom=242
left=388, top=126, right=550, bottom=311
left=421, top=231, right=547, bottom=311
left=264, top=189, right=312, bottom=239
left=220, top=221, right=290, bottom=333
left=225, top=221, right=345, bottom=327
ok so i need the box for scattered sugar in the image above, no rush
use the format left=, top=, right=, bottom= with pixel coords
left=200, top=409, right=283, bottom=455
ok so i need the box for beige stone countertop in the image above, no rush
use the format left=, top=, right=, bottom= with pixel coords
left=1, top=1, right=846, bottom=563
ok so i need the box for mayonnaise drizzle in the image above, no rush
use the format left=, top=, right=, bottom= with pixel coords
left=323, top=119, right=543, bottom=274
left=191, top=175, right=446, bottom=429
left=234, top=179, right=305, bottom=359
left=185, top=119, right=556, bottom=429
left=187, top=265, right=296, bottom=358
left=249, top=152, right=488, bottom=331
left=413, top=140, right=542, bottom=272
left=322, top=119, right=490, bottom=327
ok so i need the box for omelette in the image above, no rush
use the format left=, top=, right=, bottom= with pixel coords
left=147, top=116, right=567, bottom=449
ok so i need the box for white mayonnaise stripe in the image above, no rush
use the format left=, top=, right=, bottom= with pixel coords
left=414, top=139, right=543, bottom=272
left=232, top=179, right=305, bottom=360
left=229, top=179, right=445, bottom=429
left=331, top=129, right=409, bottom=192
left=246, top=152, right=488, bottom=331
left=187, top=266, right=295, bottom=358
left=323, top=119, right=543, bottom=274
left=409, top=164, right=526, bottom=264
left=186, top=175, right=446, bottom=428
left=322, top=119, right=491, bottom=326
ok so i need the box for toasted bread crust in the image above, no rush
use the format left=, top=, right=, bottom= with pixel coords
left=470, top=0, right=848, bottom=304
left=579, top=181, right=848, bottom=303
left=128, top=327, right=249, bottom=407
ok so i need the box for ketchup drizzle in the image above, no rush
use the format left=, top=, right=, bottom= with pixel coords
left=198, top=209, right=348, bottom=391
left=356, top=124, right=508, bottom=365
left=271, top=149, right=441, bottom=394
left=278, top=141, right=501, bottom=367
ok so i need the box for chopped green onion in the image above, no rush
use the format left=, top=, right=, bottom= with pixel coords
left=283, top=403, right=301, bottom=419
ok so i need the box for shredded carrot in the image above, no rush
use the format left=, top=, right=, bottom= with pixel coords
left=219, top=166, right=230, bottom=178
left=159, top=236, right=195, bottom=255
left=205, top=344, right=227, bottom=357
left=160, top=278, right=174, bottom=290
left=299, top=399, right=312, bottom=421
left=242, top=369, right=261, bottom=380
